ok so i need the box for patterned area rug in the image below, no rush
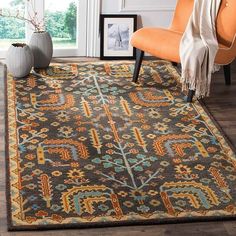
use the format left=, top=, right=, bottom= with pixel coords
left=5, top=61, right=236, bottom=230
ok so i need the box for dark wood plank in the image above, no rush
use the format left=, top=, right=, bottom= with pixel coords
left=0, top=59, right=235, bottom=236
left=224, top=221, right=236, bottom=236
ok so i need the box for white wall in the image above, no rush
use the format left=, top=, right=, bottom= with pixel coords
left=101, top=0, right=177, bottom=29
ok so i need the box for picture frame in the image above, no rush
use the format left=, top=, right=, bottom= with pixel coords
left=100, top=14, right=137, bottom=60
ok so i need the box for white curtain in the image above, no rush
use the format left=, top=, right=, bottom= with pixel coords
left=86, top=0, right=101, bottom=57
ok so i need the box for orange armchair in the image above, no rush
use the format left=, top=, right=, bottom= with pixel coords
left=131, top=0, right=236, bottom=102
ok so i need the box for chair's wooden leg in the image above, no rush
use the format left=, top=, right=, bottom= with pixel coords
left=187, top=90, right=195, bottom=103
left=223, top=64, right=231, bottom=86
left=132, top=49, right=144, bottom=83
left=172, top=62, right=178, bottom=67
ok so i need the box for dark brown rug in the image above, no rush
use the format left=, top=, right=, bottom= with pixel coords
left=5, top=61, right=236, bottom=230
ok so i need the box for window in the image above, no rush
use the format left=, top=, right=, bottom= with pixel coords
left=45, top=0, right=78, bottom=49
left=0, top=0, right=87, bottom=58
left=0, top=0, right=26, bottom=49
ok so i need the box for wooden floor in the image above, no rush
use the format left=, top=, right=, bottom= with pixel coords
left=0, top=59, right=235, bottom=236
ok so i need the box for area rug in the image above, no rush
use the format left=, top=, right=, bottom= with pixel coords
left=5, top=60, right=236, bottom=230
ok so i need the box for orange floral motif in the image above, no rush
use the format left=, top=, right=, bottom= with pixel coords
left=43, top=139, right=89, bottom=159
left=31, top=94, right=75, bottom=111
left=129, top=90, right=170, bottom=107
left=52, top=171, right=62, bottom=177
left=70, top=162, right=80, bottom=168
left=25, top=154, right=36, bottom=160
left=51, top=214, right=64, bottom=223
left=175, top=164, right=192, bottom=174
left=207, top=147, right=218, bottom=153
left=106, top=149, right=114, bottom=155
left=67, top=169, right=85, bottom=179
left=25, top=216, right=37, bottom=224
left=35, top=210, right=48, bottom=218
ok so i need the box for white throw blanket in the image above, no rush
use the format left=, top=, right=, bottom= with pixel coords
left=180, top=0, right=221, bottom=98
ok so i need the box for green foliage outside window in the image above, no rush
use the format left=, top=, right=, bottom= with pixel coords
left=0, top=0, right=77, bottom=42
left=0, top=18, right=25, bottom=39
left=0, top=0, right=25, bottom=39
left=64, top=2, right=77, bottom=40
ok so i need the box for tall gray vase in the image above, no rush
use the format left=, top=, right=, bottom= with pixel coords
left=29, top=31, right=53, bottom=69
left=6, top=43, right=34, bottom=78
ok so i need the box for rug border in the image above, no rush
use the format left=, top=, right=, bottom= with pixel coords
left=6, top=215, right=236, bottom=232
left=3, top=64, right=14, bottom=231
left=198, top=99, right=236, bottom=153
left=4, top=62, right=236, bottom=231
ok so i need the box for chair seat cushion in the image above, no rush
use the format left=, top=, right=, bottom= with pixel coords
left=131, top=28, right=182, bottom=62
left=131, top=27, right=235, bottom=65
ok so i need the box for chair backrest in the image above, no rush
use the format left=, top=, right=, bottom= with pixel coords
left=170, top=0, right=194, bottom=33
left=170, top=0, right=236, bottom=47
left=217, top=0, right=236, bottom=47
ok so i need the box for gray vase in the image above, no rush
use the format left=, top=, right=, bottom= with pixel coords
left=29, top=31, right=53, bottom=69
left=6, top=43, right=34, bottom=78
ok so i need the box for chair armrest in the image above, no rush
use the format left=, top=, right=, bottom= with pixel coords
left=219, top=34, right=236, bottom=54
left=231, top=34, right=236, bottom=55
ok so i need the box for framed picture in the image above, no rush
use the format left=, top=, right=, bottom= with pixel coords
left=100, top=14, right=137, bottom=60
